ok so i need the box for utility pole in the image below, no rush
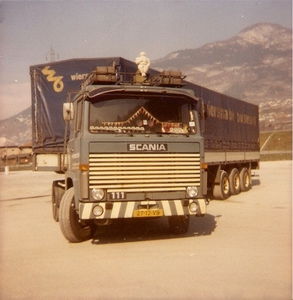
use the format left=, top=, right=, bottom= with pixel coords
left=46, top=45, right=59, bottom=62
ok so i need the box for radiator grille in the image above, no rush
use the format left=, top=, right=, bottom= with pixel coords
left=89, top=153, right=201, bottom=193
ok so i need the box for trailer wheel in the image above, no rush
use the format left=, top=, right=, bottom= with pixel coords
left=213, top=170, right=230, bottom=200
left=168, top=215, right=189, bottom=234
left=240, top=167, right=251, bottom=192
left=59, top=187, right=96, bottom=243
left=51, top=182, right=64, bottom=222
left=229, top=168, right=241, bottom=195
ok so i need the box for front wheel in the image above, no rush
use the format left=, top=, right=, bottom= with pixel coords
left=168, top=215, right=189, bottom=234
left=59, top=187, right=96, bottom=243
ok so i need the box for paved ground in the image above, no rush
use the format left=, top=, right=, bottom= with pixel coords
left=0, top=161, right=291, bottom=300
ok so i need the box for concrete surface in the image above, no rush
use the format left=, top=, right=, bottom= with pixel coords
left=0, top=161, right=291, bottom=300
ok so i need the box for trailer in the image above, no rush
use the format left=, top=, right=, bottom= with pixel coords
left=30, top=57, right=259, bottom=242
left=186, top=82, right=259, bottom=199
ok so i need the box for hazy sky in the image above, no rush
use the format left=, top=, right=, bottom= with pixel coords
left=0, top=0, right=292, bottom=120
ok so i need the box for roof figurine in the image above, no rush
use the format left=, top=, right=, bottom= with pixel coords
left=135, top=52, right=150, bottom=77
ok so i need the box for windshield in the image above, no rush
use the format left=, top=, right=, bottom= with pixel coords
left=89, top=92, right=197, bottom=134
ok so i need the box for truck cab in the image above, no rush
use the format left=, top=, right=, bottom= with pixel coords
left=53, top=67, right=207, bottom=242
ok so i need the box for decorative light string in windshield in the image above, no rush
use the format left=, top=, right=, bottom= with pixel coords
left=90, top=106, right=188, bottom=134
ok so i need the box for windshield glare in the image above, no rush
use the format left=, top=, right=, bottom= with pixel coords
left=89, top=93, right=197, bottom=134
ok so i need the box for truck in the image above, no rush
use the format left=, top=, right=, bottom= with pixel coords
left=30, top=57, right=259, bottom=243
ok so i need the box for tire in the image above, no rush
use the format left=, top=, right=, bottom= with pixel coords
left=51, top=182, right=65, bottom=222
left=213, top=170, right=230, bottom=200
left=240, top=167, right=251, bottom=192
left=168, top=215, right=189, bottom=234
left=229, top=168, right=241, bottom=195
left=59, top=187, right=95, bottom=243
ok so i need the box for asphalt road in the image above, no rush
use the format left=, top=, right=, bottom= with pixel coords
left=0, top=161, right=291, bottom=300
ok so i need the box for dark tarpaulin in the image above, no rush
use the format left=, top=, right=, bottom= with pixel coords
left=30, top=56, right=259, bottom=153
left=185, top=82, right=259, bottom=152
left=30, top=57, right=138, bottom=152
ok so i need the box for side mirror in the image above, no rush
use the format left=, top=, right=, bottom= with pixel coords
left=63, top=103, right=74, bottom=121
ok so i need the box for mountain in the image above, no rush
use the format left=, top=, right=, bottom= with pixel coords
left=152, top=23, right=292, bottom=130
left=0, top=107, right=32, bottom=147
left=0, top=23, right=291, bottom=146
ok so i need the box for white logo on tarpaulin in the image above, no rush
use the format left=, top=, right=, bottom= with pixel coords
left=70, top=73, right=88, bottom=81
left=128, top=144, right=168, bottom=151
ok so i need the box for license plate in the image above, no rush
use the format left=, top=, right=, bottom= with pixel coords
left=133, top=209, right=163, bottom=217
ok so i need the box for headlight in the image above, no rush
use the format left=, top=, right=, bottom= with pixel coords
left=189, top=201, right=199, bottom=213
left=93, top=205, right=104, bottom=216
left=186, top=186, right=198, bottom=198
left=91, top=188, right=105, bottom=201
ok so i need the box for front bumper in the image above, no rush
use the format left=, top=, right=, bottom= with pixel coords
left=79, top=199, right=207, bottom=220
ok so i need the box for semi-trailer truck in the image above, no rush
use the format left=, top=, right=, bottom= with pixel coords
left=30, top=57, right=259, bottom=242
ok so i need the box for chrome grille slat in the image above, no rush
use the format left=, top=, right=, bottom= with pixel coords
left=90, top=174, right=199, bottom=179
left=89, top=153, right=201, bottom=192
left=90, top=166, right=199, bottom=171
left=89, top=170, right=199, bottom=175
